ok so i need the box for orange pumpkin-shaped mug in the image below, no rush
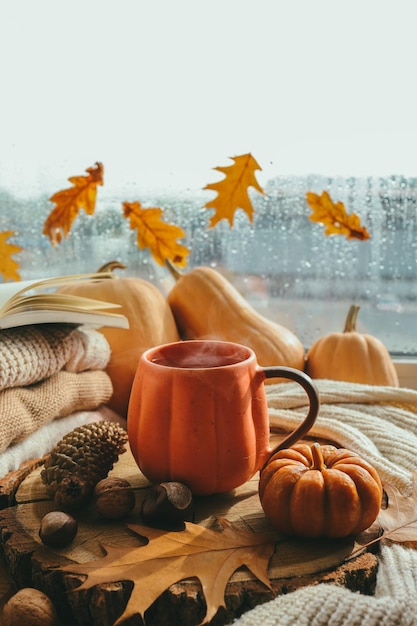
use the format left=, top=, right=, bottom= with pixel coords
left=127, top=340, right=319, bottom=495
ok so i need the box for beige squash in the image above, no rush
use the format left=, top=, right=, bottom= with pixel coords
left=166, top=262, right=305, bottom=372
left=305, top=304, right=399, bottom=386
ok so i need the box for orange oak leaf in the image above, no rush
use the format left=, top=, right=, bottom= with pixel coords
left=203, top=153, right=264, bottom=228
left=122, top=200, right=189, bottom=267
left=377, top=472, right=417, bottom=543
left=0, top=231, right=23, bottom=282
left=43, top=162, right=104, bottom=246
left=306, top=190, right=371, bottom=241
left=62, top=518, right=275, bottom=626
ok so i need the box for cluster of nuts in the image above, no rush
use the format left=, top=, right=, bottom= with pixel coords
left=30, top=477, right=193, bottom=623
left=38, top=477, right=194, bottom=549
left=38, top=476, right=136, bottom=549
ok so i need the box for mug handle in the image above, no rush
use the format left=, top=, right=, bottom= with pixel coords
left=261, top=366, right=320, bottom=457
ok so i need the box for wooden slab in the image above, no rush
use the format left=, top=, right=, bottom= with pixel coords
left=0, top=437, right=379, bottom=626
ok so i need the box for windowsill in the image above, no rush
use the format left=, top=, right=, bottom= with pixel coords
left=394, top=358, right=417, bottom=390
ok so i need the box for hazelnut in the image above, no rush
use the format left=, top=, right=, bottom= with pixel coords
left=39, top=511, right=78, bottom=548
left=2, top=587, right=59, bottom=626
left=94, top=477, right=135, bottom=519
left=141, top=481, right=193, bottom=529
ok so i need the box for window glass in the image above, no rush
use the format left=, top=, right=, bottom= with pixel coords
left=1, top=1, right=416, bottom=355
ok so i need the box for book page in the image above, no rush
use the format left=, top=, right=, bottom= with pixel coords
left=0, top=293, right=122, bottom=315
left=0, top=272, right=119, bottom=315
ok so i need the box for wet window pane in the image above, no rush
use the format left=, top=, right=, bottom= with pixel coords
left=4, top=175, right=416, bottom=356
left=1, top=3, right=417, bottom=357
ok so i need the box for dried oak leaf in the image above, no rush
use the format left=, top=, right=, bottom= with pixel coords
left=122, top=200, right=189, bottom=268
left=378, top=471, right=417, bottom=543
left=306, top=190, right=371, bottom=241
left=203, top=153, right=264, bottom=228
left=43, top=162, right=104, bottom=246
left=0, top=230, right=23, bottom=282
left=62, top=518, right=275, bottom=625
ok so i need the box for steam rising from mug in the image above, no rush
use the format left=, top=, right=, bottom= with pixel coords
left=127, top=340, right=320, bottom=495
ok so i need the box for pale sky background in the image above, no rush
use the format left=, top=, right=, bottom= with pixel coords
left=1, top=0, right=416, bottom=198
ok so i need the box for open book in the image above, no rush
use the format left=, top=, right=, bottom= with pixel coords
left=0, top=272, right=130, bottom=330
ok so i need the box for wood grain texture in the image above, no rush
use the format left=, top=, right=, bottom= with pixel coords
left=0, top=438, right=379, bottom=626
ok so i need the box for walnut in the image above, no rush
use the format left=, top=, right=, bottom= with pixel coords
left=2, top=587, right=59, bottom=626
left=94, top=476, right=135, bottom=519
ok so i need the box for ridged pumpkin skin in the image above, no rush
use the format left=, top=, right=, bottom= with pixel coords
left=59, top=272, right=180, bottom=418
left=259, top=443, right=383, bottom=538
left=305, top=305, right=399, bottom=386
left=167, top=265, right=305, bottom=374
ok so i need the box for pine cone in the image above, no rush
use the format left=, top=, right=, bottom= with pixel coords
left=41, top=421, right=128, bottom=511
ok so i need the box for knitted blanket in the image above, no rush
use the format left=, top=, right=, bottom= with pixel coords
left=0, top=370, right=112, bottom=453
left=232, top=379, right=417, bottom=626
left=266, top=379, right=417, bottom=495
left=0, top=325, right=110, bottom=390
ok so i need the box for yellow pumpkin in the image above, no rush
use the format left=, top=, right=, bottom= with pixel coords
left=259, top=442, right=382, bottom=538
left=166, top=262, right=305, bottom=374
left=59, top=262, right=180, bottom=418
left=305, top=304, right=399, bottom=386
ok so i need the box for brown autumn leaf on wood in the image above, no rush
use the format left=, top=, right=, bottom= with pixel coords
left=62, top=518, right=275, bottom=626
left=377, top=471, right=417, bottom=543
left=0, top=230, right=23, bottom=282
left=122, top=200, right=189, bottom=267
left=43, top=162, right=104, bottom=246
left=306, top=190, right=371, bottom=241
left=203, top=153, right=264, bottom=228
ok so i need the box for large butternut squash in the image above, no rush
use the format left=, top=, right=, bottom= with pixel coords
left=166, top=263, right=305, bottom=372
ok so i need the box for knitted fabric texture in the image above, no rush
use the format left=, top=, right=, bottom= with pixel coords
left=0, top=325, right=110, bottom=390
left=231, top=379, right=417, bottom=626
left=266, top=379, right=417, bottom=495
left=232, top=544, right=417, bottom=626
left=0, top=370, right=112, bottom=452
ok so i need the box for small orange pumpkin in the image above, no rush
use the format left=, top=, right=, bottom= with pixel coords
left=259, top=442, right=382, bottom=538
left=59, top=262, right=180, bottom=418
left=305, top=304, right=399, bottom=386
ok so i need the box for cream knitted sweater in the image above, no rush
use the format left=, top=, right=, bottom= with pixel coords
left=0, top=324, right=110, bottom=390
left=0, top=325, right=113, bottom=454
left=232, top=380, right=417, bottom=626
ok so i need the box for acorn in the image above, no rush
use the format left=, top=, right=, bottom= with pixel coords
left=94, top=477, right=136, bottom=519
left=39, top=511, right=78, bottom=548
left=141, top=481, right=193, bottom=529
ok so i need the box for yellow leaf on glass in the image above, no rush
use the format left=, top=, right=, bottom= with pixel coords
left=306, top=190, right=371, bottom=241
left=43, top=162, right=104, bottom=245
left=203, top=153, right=264, bottom=228
left=123, top=201, right=189, bottom=267
left=0, top=231, right=23, bottom=282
